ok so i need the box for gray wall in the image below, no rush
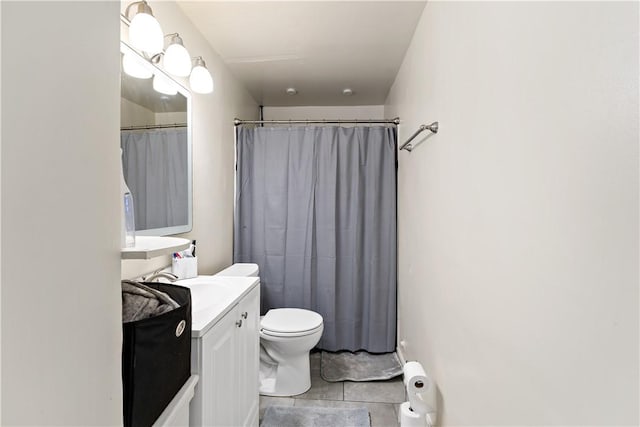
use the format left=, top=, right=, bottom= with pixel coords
left=1, top=2, right=123, bottom=424
left=386, top=2, right=639, bottom=425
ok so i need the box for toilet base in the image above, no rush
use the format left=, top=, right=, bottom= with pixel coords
left=259, top=353, right=312, bottom=397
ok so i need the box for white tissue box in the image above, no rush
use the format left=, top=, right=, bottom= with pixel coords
left=172, top=257, right=198, bottom=279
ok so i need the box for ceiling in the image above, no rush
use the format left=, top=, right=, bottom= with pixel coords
left=177, top=1, right=427, bottom=106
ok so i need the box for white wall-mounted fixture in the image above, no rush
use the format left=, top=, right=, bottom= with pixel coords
left=342, top=88, right=354, bottom=96
left=190, top=57, right=214, bottom=94
left=122, top=52, right=152, bottom=79
left=153, top=74, right=178, bottom=96
left=122, top=3, right=214, bottom=95
left=163, top=33, right=192, bottom=77
left=286, top=87, right=298, bottom=96
left=126, top=1, right=163, bottom=55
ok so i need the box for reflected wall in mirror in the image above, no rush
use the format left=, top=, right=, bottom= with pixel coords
left=120, top=41, right=192, bottom=236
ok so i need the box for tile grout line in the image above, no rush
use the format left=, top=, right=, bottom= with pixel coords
left=295, top=397, right=402, bottom=406
left=344, top=399, right=404, bottom=405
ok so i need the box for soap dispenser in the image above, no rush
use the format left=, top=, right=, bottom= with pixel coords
left=120, top=149, right=136, bottom=248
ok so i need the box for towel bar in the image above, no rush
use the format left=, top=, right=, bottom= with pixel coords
left=399, top=121, right=439, bottom=152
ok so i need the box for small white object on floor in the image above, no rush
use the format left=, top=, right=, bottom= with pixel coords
left=400, top=401, right=425, bottom=427
left=400, top=361, right=437, bottom=427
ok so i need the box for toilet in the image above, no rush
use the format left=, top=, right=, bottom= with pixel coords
left=215, top=263, right=324, bottom=397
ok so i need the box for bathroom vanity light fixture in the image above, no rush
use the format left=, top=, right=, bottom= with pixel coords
left=126, top=1, right=163, bottom=55
left=153, top=74, right=178, bottom=96
left=163, top=34, right=192, bottom=77
left=122, top=52, right=152, bottom=79
left=189, top=57, right=214, bottom=94
left=123, top=2, right=214, bottom=95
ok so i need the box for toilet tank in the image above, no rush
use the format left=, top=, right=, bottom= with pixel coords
left=214, top=263, right=259, bottom=277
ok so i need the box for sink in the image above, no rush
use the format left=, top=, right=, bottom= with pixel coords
left=186, top=282, right=236, bottom=313
left=178, top=275, right=237, bottom=314
left=176, top=275, right=260, bottom=336
left=177, top=275, right=232, bottom=287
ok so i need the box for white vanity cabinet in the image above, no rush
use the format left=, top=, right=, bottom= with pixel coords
left=236, top=288, right=260, bottom=427
left=187, top=279, right=260, bottom=427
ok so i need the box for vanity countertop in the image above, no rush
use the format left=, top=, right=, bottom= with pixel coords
left=175, top=275, right=260, bottom=337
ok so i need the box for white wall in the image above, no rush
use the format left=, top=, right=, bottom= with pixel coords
left=1, top=2, right=122, bottom=424
left=385, top=2, right=638, bottom=425
left=0, top=0, right=2, bottom=423
left=121, top=1, right=258, bottom=279
left=120, top=99, right=187, bottom=127
left=0, top=2, right=3, bottom=420
left=263, top=105, right=384, bottom=122
left=121, top=97, right=155, bottom=127
left=155, top=112, right=187, bottom=126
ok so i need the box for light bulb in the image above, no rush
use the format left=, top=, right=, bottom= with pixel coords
left=153, top=74, right=177, bottom=95
left=128, top=3, right=163, bottom=55
left=122, top=53, right=152, bottom=79
left=189, top=57, right=214, bottom=94
left=164, top=35, right=191, bottom=77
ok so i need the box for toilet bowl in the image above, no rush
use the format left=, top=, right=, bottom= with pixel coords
left=259, top=308, right=323, bottom=396
left=215, top=263, right=324, bottom=397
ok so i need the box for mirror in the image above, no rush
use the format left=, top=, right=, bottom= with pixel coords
left=120, top=41, right=192, bottom=236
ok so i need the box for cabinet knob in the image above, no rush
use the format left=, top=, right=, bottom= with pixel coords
left=236, top=319, right=243, bottom=328
left=241, top=312, right=248, bottom=319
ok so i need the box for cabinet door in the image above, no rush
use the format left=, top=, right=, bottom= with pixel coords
left=198, top=306, right=238, bottom=427
left=189, top=337, right=203, bottom=426
left=236, top=286, right=260, bottom=427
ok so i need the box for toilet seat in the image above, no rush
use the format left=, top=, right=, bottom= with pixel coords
left=261, top=323, right=323, bottom=338
left=260, top=308, right=323, bottom=337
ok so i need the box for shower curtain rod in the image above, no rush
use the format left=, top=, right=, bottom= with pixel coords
left=234, top=117, right=400, bottom=125
left=121, top=123, right=187, bottom=131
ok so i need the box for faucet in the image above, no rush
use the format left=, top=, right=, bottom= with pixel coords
left=144, top=271, right=178, bottom=282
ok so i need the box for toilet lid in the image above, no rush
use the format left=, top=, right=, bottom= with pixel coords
left=261, top=308, right=323, bottom=334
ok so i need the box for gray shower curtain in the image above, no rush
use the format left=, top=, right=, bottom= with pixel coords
left=121, top=128, right=188, bottom=230
left=234, top=125, right=397, bottom=352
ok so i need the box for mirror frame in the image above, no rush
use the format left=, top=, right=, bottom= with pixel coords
left=120, top=41, right=193, bottom=236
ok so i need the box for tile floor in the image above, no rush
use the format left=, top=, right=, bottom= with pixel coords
left=259, top=352, right=404, bottom=427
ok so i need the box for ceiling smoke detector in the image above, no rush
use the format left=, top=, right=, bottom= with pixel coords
left=286, top=87, right=298, bottom=95
left=342, top=88, right=354, bottom=96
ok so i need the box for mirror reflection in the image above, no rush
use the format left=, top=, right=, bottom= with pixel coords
left=120, top=42, right=192, bottom=236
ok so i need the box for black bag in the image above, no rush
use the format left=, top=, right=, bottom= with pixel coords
left=122, top=282, right=192, bottom=427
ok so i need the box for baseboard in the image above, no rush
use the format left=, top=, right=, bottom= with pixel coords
left=396, top=345, right=407, bottom=365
